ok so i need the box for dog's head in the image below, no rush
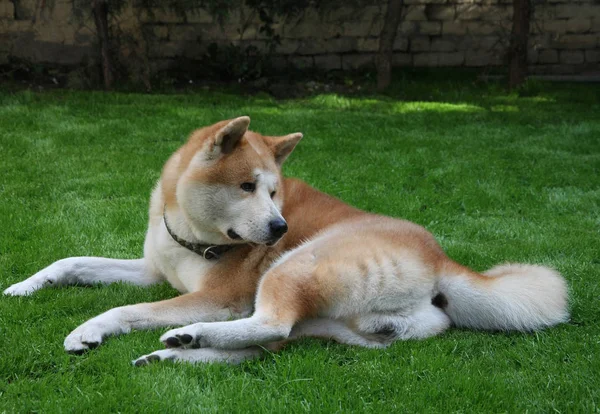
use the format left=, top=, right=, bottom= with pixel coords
left=169, top=116, right=302, bottom=246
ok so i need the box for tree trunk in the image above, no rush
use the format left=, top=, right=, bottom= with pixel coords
left=93, top=0, right=114, bottom=89
left=508, top=0, right=530, bottom=90
left=376, top=0, right=403, bottom=91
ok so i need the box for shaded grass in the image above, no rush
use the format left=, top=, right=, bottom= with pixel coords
left=1, top=76, right=599, bottom=412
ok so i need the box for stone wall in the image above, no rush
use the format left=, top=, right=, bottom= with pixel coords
left=1, top=0, right=599, bottom=75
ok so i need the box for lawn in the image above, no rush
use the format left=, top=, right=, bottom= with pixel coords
left=1, top=73, right=599, bottom=412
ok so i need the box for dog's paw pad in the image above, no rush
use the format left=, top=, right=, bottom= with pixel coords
left=178, top=334, right=193, bottom=345
left=83, top=341, right=99, bottom=349
left=164, top=336, right=181, bottom=348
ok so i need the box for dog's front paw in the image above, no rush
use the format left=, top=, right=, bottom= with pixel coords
left=160, top=324, right=206, bottom=349
left=3, top=276, right=54, bottom=296
left=64, top=325, right=104, bottom=354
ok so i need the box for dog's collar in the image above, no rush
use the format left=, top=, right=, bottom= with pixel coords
left=163, top=208, right=237, bottom=260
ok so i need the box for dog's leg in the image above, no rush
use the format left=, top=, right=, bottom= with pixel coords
left=288, top=318, right=388, bottom=348
left=64, top=289, right=251, bottom=353
left=158, top=256, right=319, bottom=350
left=352, top=302, right=451, bottom=342
left=133, top=347, right=265, bottom=366
left=3, top=257, right=161, bottom=296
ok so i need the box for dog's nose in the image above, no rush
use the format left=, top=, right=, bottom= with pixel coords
left=269, top=219, right=288, bottom=238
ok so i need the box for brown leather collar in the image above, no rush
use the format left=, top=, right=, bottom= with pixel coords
left=163, top=209, right=238, bottom=260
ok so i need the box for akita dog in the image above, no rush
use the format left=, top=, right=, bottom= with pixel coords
left=4, top=116, right=569, bottom=365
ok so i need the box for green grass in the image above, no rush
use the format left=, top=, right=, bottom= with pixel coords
left=1, top=74, right=599, bottom=413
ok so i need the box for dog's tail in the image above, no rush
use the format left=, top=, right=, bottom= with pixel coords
left=435, top=262, right=569, bottom=331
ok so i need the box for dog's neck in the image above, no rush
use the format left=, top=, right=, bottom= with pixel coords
left=163, top=205, right=231, bottom=247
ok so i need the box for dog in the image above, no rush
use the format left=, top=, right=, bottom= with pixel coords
left=4, top=116, right=569, bottom=365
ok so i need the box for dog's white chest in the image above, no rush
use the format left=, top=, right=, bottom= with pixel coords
left=145, top=223, right=217, bottom=293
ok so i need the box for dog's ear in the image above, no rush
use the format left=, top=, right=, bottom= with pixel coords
left=213, top=116, right=250, bottom=155
left=271, top=133, right=303, bottom=166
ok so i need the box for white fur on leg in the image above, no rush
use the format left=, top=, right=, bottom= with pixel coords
left=133, top=347, right=264, bottom=366
left=4, top=257, right=158, bottom=296
left=161, top=315, right=292, bottom=350
left=290, top=318, right=387, bottom=348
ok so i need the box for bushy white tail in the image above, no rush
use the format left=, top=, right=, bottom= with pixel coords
left=438, top=263, right=569, bottom=331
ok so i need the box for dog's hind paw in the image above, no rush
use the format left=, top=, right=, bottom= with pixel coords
left=133, top=349, right=178, bottom=366
left=160, top=324, right=206, bottom=349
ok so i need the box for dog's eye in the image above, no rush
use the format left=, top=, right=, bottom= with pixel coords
left=241, top=182, right=256, bottom=192
left=270, top=191, right=276, bottom=199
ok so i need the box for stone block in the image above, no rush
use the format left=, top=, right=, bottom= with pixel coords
left=141, top=8, right=185, bottom=24
left=286, top=22, right=316, bottom=39
left=185, top=9, right=213, bottom=23
left=181, top=41, right=207, bottom=59
left=585, top=49, right=600, bottom=62
left=555, top=4, right=600, bottom=19
left=393, top=36, right=409, bottom=51
left=367, top=20, right=384, bottom=36
left=456, top=5, right=484, bottom=20
left=314, top=54, right=341, bottom=70
left=593, top=18, right=600, bottom=32
left=34, top=25, right=67, bottom=43
left=544, top=18, right=592, bottom=34
left=528, top=48, right=539, bottom=64
left=326, top=6, right=358, bottom=22
left=270, top=56, right=289, bottom=70
left=296, top=39, right=326, bottom=55
left=538, top=49, right=558, bottom=63
left=0, top=0, right=15, bottom=19
left=465, top=50, right=502, bottom=66
left=343, top=21, right=371, bottom=37
left=426, top=5, right=456, bottom=20
left=534, top=4, right=556, bottom=20
left=357, top=37, right=379, bottom=52
left=392, top=52, right=412, bottom=66
left=361, top=6, right=384, bottom=22
left=404, top=5, right=427, bottom=21
left=196, top=23, right=228, bottom=40
left=465, top=21, right=498, bottom=35
left=410, top=36, right=430, bottom=51
left=169, top=25, right=199, bottom=42
left=474, top=35, right=504, bottom=50
left=413, top=52, right=438, bottom=66
left=552, top=34, right=597, bottom=49
left=275, top=39, right=300, bottom=55
left=289, top=56, right=313, bottom=69
left=560, top=50, right=584, bottom=64
left=443, top=21, right=468, bottom=35
left=438, top=52, right=465, bottom=66
left=296, top=37, right=356, bottom=55
left=418, top=21, right=442, bottom=35
left=480, top=5, right=513, bottom=21
left=404, top=0, right=447, bottom=4
left=74, top=30, right=93, bottom=45
left=342, top=53, right=374, bottom=70
left=326, top=36, right=358, bottom=53
left=398, top=21, right=418, bottom=35
left=415, top=52, right=465, bottom=66
left=149, top=41, right=183, bottom=58
left=152, top=25, right=169, bottom=40
left=51, top=0, right=74, bottom=22
left=430, top=37, right=458, bottom=52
